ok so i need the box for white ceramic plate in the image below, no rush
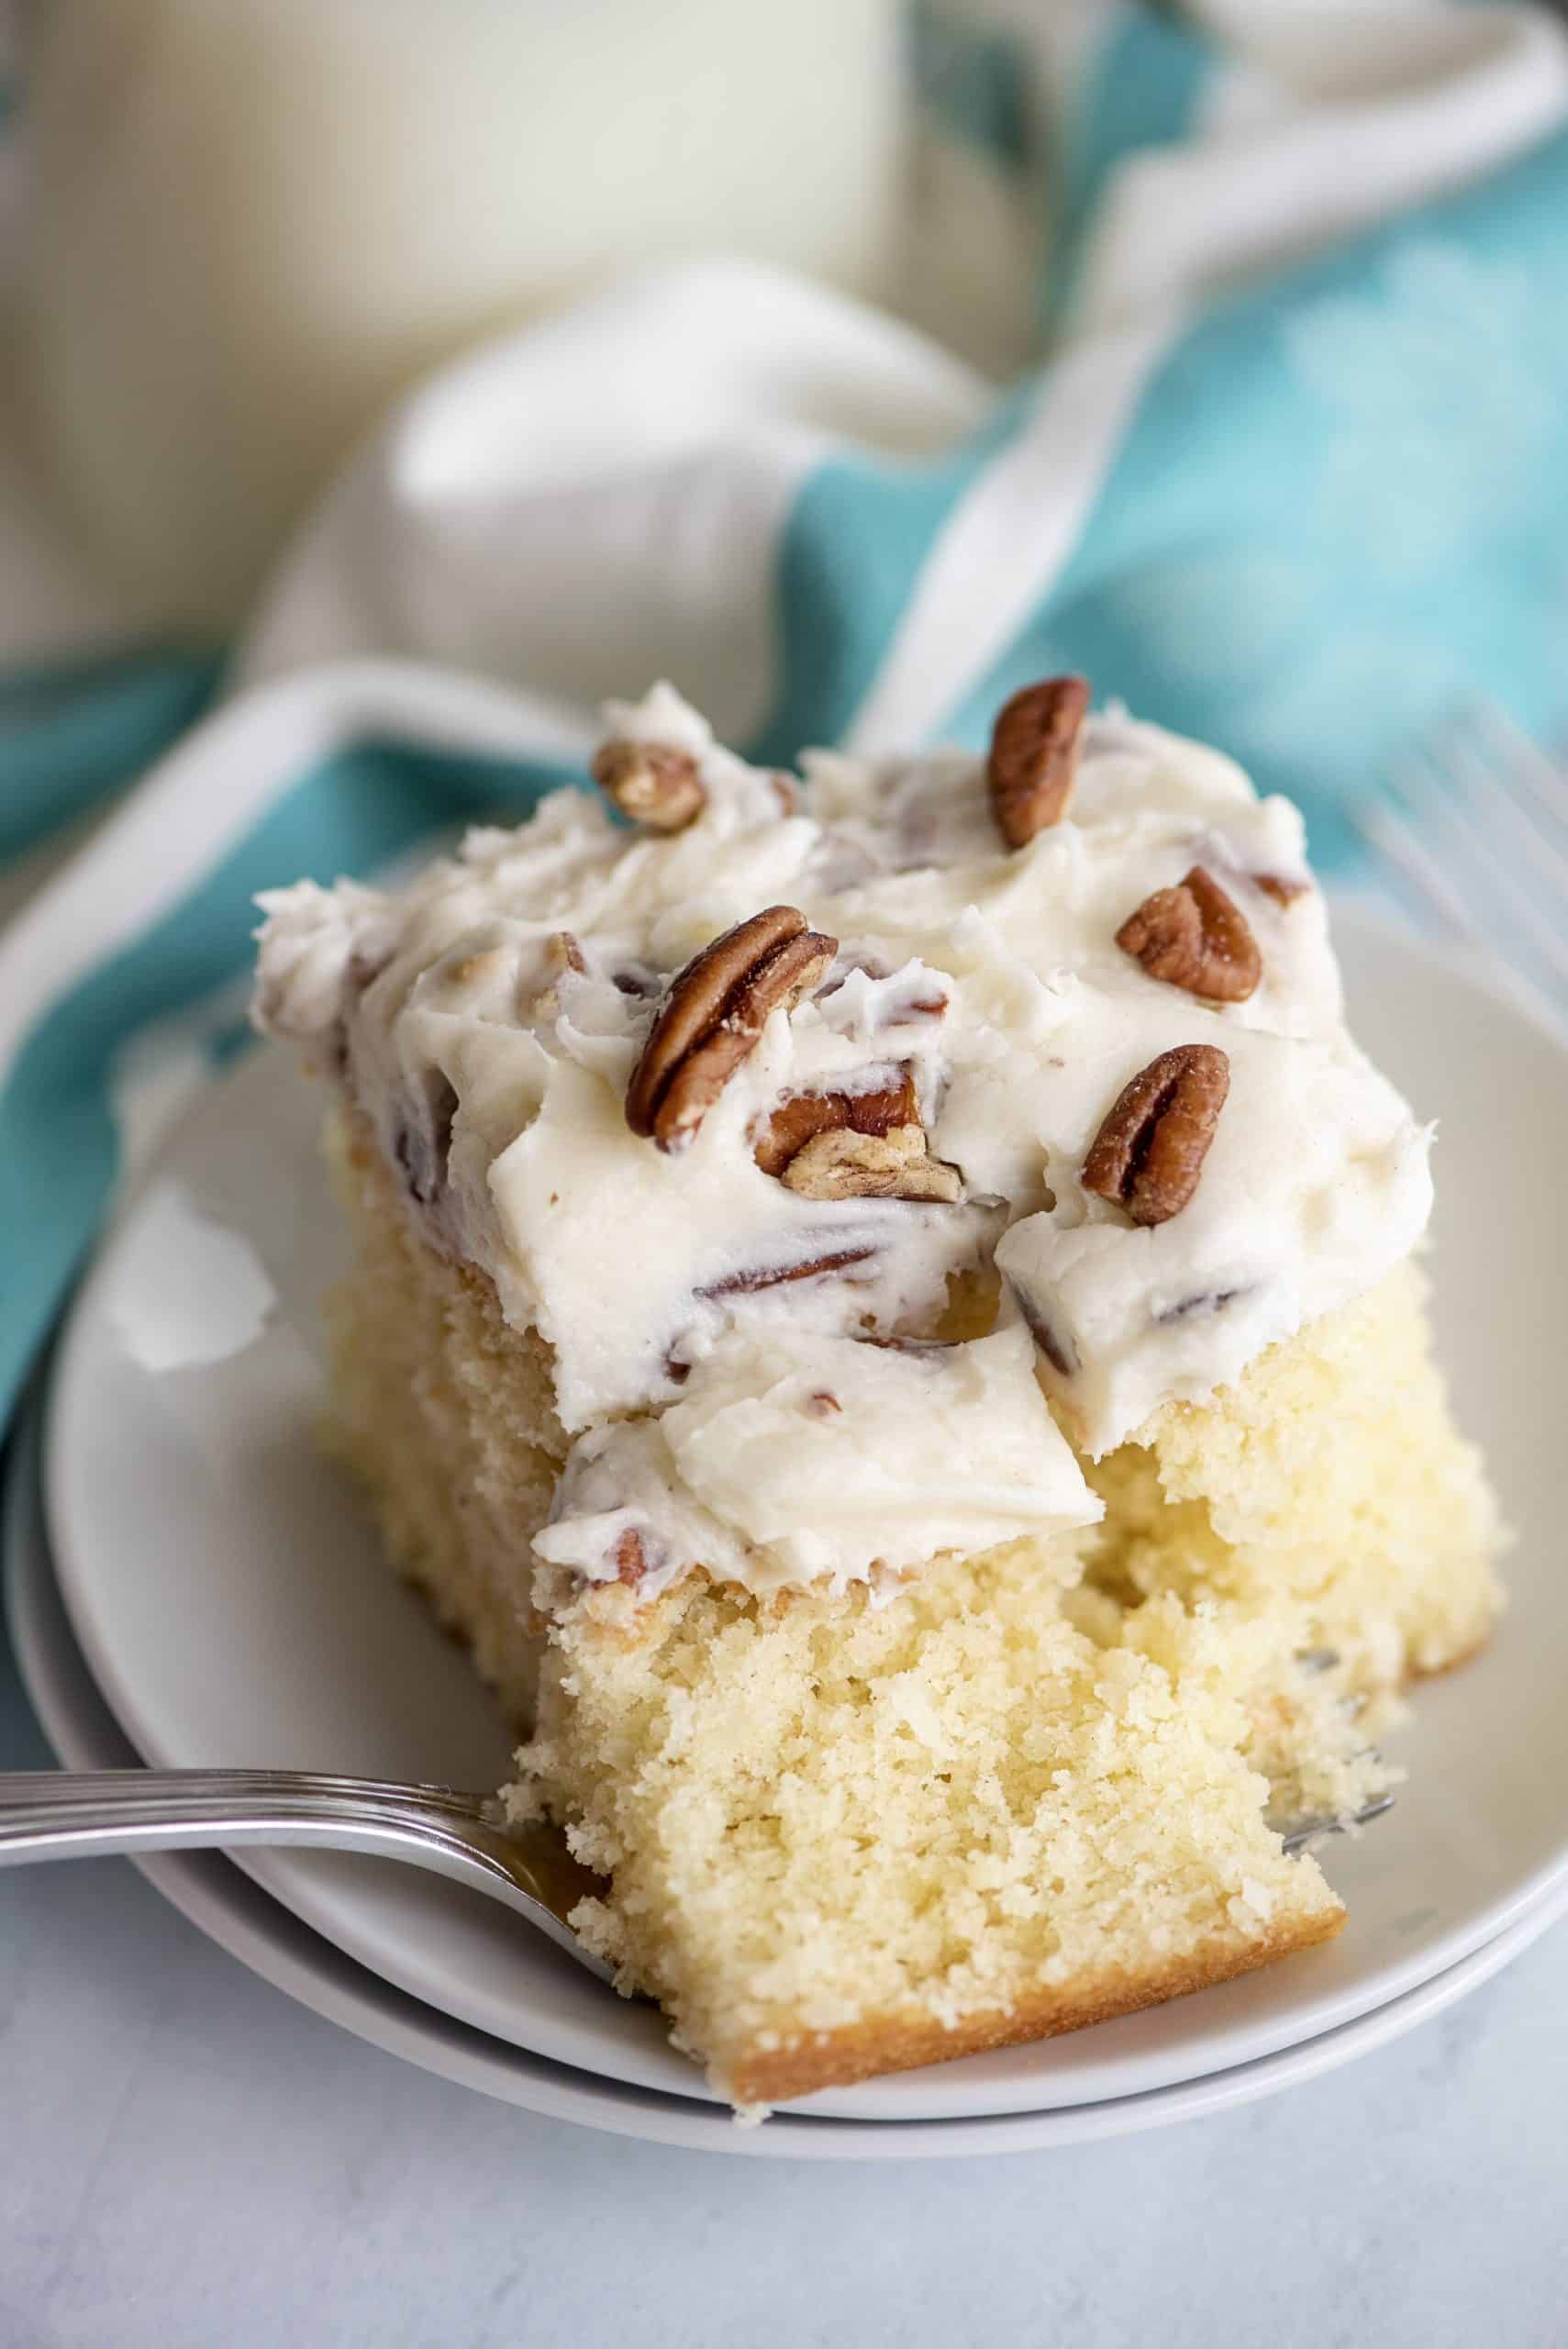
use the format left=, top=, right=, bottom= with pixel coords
left=11, top=1416, right=1564, bottom=2160
left=42, top=913, right=1568, bottom=2122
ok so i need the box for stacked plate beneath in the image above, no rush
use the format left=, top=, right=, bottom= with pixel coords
left=12, top=917, right=1568, bottom=2157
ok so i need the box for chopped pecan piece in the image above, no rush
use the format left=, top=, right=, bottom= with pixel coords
left=1155, top=1285, right=1247, bottom=1325
left=752, top=1069, right=918, bottom=1176
left=700, top=1246, right=876, bottom=1297
left=1253, top=872, right=1309, bottom=907
left=394, top=1071, right=460, bottom=1207
left=591, top=739, right=706, bottom=831
left=781, top=1123, right=963, bottom=1204
left=611, top=1529, right=650, bottom=1586
left=1009, top=1283, right=1079, bottom=1378
left=546, top=930, right=587, bottom=976
left=1082, top=1044, right=1229, bottom=1227
left=525, top=930, right=589, bottom=1021
left=986, top=674, right=1090, bottom=850
left=626, top=906, right=839, bottom=1151
left=1116, top=866, right=1262, bottom=1003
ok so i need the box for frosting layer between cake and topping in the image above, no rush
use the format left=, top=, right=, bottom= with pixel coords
left=254, top=681, right=1431, bottom=1605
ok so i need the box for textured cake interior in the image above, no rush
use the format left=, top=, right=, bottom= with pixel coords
left=512, top=1562, right=1351, bottom=2106
left=320, top=1103, right=1502, bottom=2107
left=1083, top=1263, right=1503, bottom=1708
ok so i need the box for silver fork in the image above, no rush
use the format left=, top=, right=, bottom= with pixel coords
left=0, top=1765, right=1385, bottom=1904
left=0, top=1768, right=613, bottom=1982
left=1350, top=696, right=1568, bottom=1028
left=1268, top=1792, right=1395, bottom=1853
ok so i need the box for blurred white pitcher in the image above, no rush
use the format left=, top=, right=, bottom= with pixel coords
left=15, top=0, right=907, bottom=630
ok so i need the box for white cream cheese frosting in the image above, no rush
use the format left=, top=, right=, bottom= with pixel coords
left=532, top=1323, right=1094, bottom=1605
left=253, top=681, right=1432, bottom=1606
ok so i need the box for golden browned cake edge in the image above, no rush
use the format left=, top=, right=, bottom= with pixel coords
left=722, top=1904, right=1347, bottom=2106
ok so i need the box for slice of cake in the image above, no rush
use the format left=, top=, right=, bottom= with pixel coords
left=253, top=676, right=1503, bottom=2110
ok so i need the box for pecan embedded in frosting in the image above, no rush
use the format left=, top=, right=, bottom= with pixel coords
left=1082, top=1044, right=1229, bottom=1226
left=699, top=1245, right=877, bottom=1297
left=608, top=1529, right=652, bottom=1586
left=394, top=1072, right=460, bottom=1208
left=592, top=739, right=706, bottom=830
left=626, top=907, right=839, bottom=1152
left=1116, top=866, right=1262, bottom=1003
left=546, top=930, right=587, bottom=975
left=524, top=930, right=589, bottom=1021
left=987, top=674, right=1090, bottom=849
left=1010, top=1282, right=1080, bottom=1378
left=781, top=1124, right=963, bottom=1203
left=1253, top=872, right=1310, bottom=907
left=753, top=1069, right=919, bottom=1176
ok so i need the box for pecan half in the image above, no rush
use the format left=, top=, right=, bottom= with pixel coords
left=1116, top=866, right=1262, bottom=1003
left=752, top=1068, right=918, bottom=1176
left=591, top=739, right=706, bottom=831
left=1082, top=1044, right=1229, bottom=1226
left=625, top=907, right=838, bottom=1151
left=781, top=1123, right=963, bottom=1204
left=987, top=674, right=1090, bottom=849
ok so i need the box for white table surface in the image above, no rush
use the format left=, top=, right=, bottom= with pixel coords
left=3, top=1611, right=1565, bottom=2348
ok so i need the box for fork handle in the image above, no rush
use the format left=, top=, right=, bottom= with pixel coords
left=0, top=1767, right=490, bottom=1867
left=0, top=1767, right=613, bottom=1983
